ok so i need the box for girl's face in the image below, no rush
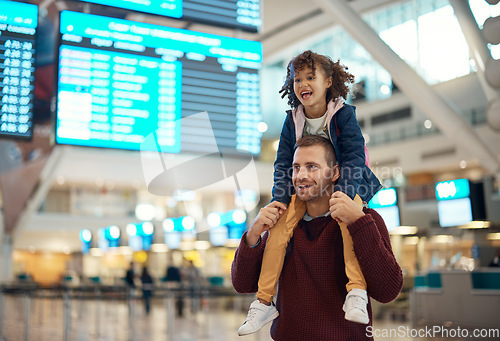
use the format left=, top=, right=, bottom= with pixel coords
left=293, top=66, right=332, bottom=113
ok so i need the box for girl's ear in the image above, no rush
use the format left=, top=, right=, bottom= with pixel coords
left=327, top=76, right=333, bottom=88
left=331, top=165, right=340, bottom=183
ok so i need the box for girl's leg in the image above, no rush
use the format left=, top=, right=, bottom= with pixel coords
left=338, top=194, right=366, bottom=292
left=339, top=194, right=369, bottom=324
left=238, top=195, right=306, bottom=336
left=257, top=194, right=306, bottom=302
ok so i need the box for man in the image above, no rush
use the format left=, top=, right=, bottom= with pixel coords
left=231, top=135, right=403, bottom=340
left=490, top=248, right=500, bottom=267
left=125, top=262, right=135, bottom=289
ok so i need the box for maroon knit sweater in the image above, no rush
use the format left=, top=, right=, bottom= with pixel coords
left=231, top=209, right=403, bottom=341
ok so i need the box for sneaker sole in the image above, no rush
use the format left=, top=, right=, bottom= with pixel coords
left=345, top=315, right=369, bottom=324
left=343, top=303, right=369, bottom=324
left=238, top=311, right=280, bottom=336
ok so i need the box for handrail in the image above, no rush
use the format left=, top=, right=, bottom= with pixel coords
left=0, top=283, right=246, bottom=299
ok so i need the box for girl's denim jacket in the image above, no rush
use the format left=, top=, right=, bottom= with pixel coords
left=272, top=98, right=383, bottom=205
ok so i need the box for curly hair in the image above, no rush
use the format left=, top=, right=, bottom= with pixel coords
left=279, top=50, right=355, bottom=109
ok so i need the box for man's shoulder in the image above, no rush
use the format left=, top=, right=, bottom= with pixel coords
left=363, top=207, right=380, bottom=217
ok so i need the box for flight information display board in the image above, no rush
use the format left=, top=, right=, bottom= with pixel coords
left=0, top=1, right=38, bottom=140
left=56, top=11, right=262, bottom=154
left=77, top=0, right=261, bottom=32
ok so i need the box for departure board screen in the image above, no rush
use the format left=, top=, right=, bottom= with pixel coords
left=56, top=11, right=262, bottom=154
left=0, top=1, right=38, bottom=140
left=78, top=0, right=261, bottom=32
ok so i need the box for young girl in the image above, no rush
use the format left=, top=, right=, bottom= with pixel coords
left=238, top=50, right=382, bottom=336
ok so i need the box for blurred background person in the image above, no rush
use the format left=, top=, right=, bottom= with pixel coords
left=165, top=263, right=184, bottom=317
left=140, top=267, right=154, bottom=315
left=182, top=259, right=202, bottom=314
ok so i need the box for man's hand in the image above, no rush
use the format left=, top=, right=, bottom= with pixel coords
left=329, top=191, right=365, bottom=225
left=246, top=201, right=288, bottom=246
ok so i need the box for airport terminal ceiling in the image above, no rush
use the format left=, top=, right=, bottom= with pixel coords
left=0, top=0, right=499, bottom=252
left=10, top=0, right=494, bottom=187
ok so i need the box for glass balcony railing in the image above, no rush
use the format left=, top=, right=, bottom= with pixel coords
left=367, top=107, right=487, bottom=147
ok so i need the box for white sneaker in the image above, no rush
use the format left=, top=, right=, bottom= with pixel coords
left=238, top=300, right=279, bottom=336
left=343, top=288, right=369, bottom=324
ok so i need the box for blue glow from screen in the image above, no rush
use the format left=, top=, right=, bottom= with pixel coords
left=0, top=1, right=38, bottom=140
left=164, top=231, right=182, bottom=249
left=371, top=205, right=400, bottom=232
left=59, top=12, right=262, bottom=64
left=79, top=0, right=183, bottom=18
left=435, top=178, right=470, bottom=201
left=56, top=11, right=262, bottom=153
left=0, top=1, right=38, bottom=28
left=438, top=197, right=473, bottom=227
left=209, top=226, right=228, bottom=247
left=76, top=0, right=261, bottom=32
left=368, top=188, right=397, bottom=208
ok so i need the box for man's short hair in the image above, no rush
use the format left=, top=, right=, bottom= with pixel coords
left=295, top=135, right=337, bottom=167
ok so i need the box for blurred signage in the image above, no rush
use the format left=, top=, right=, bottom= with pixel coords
left=56, top=11, right=262, bottom=154
left=0, top=1, right=38, bottom=140
left=435, top=178, right=470, bottom=201
left=368, top=188, right=400, bottom=231
left=77, top=0, right=261, bottom=32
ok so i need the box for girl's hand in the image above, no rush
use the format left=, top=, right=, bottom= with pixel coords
left=246, top=201, right=288, bottom=245
left=329, top=191, right=365, bottom=225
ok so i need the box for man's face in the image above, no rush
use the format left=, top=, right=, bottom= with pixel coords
left=292, top=145, right=338, bottom=202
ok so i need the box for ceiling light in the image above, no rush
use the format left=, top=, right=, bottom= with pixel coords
left=430, top=235, right=454, bottom=243
left=163, top=218, right=175, bottom=232
left=257, top=122, right=268, bottom=133
left=182, top=216, right=196, bottom=231
left=380, top=84, right=391, bottom=95
left=90, top=248, right=104, bottom=256
left=142, top=222, right=154, bottom=235
left=80, top=229, right=92, bottom=243
left=232, top=209, right=247, bottom=224
left=109, top=225, right=121, bottom=239
left=126, top=223, right=137, bottom=237
left=135, top=203, right=156, bottom=221
left=487, top=233, right=500, bottom=240
left=458, top=221, right=490, bottom=229
left=207, top=212, right=221, bottom=228
left=194, top=241, right=211, bottom=250
left=403, top=236, right=419, bottom=245
left=390, top=226, right=418, bottom=235
left=151, top=243, right=169, bottom=252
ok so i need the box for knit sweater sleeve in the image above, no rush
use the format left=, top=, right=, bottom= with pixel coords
left=231, top=231, right=268, bottom=294
left=347, top=208, right=403, bottom=303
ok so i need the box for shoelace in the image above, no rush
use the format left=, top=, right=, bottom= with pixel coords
left=244, top=307, right=258, bottom=323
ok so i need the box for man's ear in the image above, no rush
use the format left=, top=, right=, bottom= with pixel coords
left=331, top=165, right=340, bottom=183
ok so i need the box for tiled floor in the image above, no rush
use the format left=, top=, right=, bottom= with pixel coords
left=0, top=294, right=494, bottom=341
left=1, top=294, right=272, bottom=341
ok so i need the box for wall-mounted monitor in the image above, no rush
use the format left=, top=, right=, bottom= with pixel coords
left=435, top=179, right=486, bottom=227
left=56, top=11, right=262, bottom=154
left=76, top=0, right=261, bottom=32
left=437, top=197, right=473, bottom=228
left=0, top=0, right=38, bottom=140
left=368, top=188, right=400, bottom=231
